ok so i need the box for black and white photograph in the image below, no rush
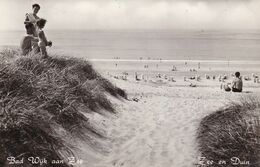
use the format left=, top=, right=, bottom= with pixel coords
left=0, top=0, right=259, bottom=166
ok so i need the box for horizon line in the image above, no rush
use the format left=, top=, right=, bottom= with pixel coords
left=89, top=59, right=260, bottom=64
left=1, top=28, right=260, bottom=32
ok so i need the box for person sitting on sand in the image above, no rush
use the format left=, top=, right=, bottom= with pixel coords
left=24, top=4, right=41, bottom=36
left=20, top=23, right=39, bottom=55
left=231, top=72, right=243, bottom=92
left=222, top=72, right=243, bottom=92
left=35, top=18, right=52, bottom=58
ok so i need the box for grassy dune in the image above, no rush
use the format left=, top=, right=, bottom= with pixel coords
left=0, top=48, right=126, bottom=167
left=197, top=97, right=260, bottom=167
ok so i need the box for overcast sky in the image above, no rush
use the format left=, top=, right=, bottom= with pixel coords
left=0, top=0, right=259, bottom=30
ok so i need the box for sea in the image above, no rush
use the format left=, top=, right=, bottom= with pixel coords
left=1, top=29, right=260, bottom=61
left=1, top=29, right=260, bottom=75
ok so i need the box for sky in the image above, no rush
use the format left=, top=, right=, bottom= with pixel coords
left=0, top=0, right=259, bottom=30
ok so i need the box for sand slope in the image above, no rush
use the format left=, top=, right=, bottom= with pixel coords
left=78, top=77, right=260, bottom=167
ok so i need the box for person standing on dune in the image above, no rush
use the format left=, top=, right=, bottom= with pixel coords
left=24, top=4, right=41, bottom=36
left=24, top=3, right=41, bottom=53
left=24, top=4, right=40, bottom=24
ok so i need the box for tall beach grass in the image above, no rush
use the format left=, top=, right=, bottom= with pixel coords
left=197, top=97, right=260, bottom=167
left=0, top=48, right=126, bottom=166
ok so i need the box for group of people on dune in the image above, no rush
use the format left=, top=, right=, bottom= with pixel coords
left=20, top=3, right=52, bottom=58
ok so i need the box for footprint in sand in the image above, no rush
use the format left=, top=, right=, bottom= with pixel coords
left=149, top=131, right=155, bottom=138
left=183, top=126, right=189, bottom=131
left=149, top=150, right=156, bottom=162
left=160, top=150, right=168, bottom=157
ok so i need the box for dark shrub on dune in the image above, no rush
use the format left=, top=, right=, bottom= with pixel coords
left=0, top=48, right=126, bottom=166
left=197, top=97, right=260, bottom=167
left=0, top=105, right=72, bottom=167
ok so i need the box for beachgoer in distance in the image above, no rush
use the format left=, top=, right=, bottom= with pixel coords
left=20, top=23, right=39, bottom=55
left=36, top=18, right=52, bottom=58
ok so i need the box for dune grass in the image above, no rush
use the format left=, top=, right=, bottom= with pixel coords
left=0, top=48, right=126, bottom=166
left=197, top=96, right=260, bottom=167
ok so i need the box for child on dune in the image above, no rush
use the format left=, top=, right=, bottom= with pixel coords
left=35, top=18, right=52, bottom=58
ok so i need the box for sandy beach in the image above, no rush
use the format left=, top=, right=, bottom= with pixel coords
left=77, top=60, right=260, bottom=167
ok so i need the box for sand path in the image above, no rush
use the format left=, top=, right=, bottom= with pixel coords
left=83, top=80, right=256, bottom=167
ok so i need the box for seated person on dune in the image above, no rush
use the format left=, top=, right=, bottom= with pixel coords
left=223, top=72, right=243, bottom=92
left=20, top=23, right=39, bottom=55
